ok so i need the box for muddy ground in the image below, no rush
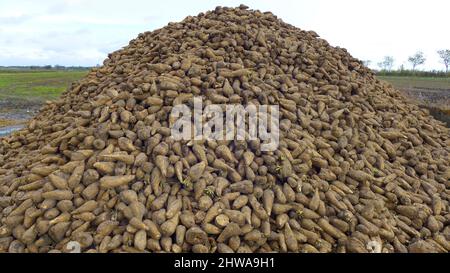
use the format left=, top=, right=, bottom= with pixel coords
left=400, top=88, right=450, bottom=127
left=0, top=101, right=39, bottom=137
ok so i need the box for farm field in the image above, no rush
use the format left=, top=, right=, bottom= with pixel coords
left=0, top=70, right=88, bottom=135
left=379, top=76, right=449, bottom=107
left=378, top=76, right=450, bottom=125
left=378, top=76, right=450, bottom=90
left=0, top=70, right=88, bottom=104
left=379, top=76, right=450, bottom=127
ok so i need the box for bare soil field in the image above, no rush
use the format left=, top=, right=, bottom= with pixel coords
left=378, top=76, right=450, bottom=126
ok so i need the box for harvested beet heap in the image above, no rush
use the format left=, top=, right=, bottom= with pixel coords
left=0, top=5, right=449, bottom=253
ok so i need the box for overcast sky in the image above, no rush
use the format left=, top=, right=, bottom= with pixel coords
left=0, top=0, right=449, bottom=70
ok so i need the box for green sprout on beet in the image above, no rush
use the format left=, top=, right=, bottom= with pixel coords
left=180, top=178, right=193, bottom=189
left=275, top=165, right=282, bottom=173
left=204, top=187, right=215, bottom=198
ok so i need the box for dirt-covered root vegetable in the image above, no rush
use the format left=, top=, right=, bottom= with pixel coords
left=217, top=223, right=241, bottom=243
left=99, top=175, right=135, bottom=189
left=185, top=227, right=209, bottom=246
left=134, top=230, right=147, bottom=251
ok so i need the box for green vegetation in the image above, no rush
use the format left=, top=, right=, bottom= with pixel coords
left=0, top=66, right=92, bottom=72
left=378, top=76, right=450, bottom=90
left=0, top=70, right=88, bottom=102
left=376, top=70, right=450, bottom=78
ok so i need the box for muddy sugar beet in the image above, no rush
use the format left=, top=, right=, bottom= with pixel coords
left=0, top=5, right=449, bottom=253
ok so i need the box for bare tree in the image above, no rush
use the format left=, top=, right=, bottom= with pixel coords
left=377, top=56, right=394, bottom=71
left=377, top=61, right=383, bottom=71
left=385, top=56, right=394, bottom=71
left=408, top=51, right=426, bottom=71
left=437, top=49, right=450, bottom=73
left=362, top=60, right=371, bottom=67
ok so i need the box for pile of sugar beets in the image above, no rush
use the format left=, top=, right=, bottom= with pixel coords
left=0, top=5, right=449, bottom=253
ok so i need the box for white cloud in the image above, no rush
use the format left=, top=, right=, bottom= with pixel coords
left=0, top=14, right=34, bottom=24
left=0, top=0, right=449, bottom=70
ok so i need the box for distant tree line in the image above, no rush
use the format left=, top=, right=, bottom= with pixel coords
left=0, top=65, right=92, bottom=71
left=363, top=49, right=450, bottom=76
